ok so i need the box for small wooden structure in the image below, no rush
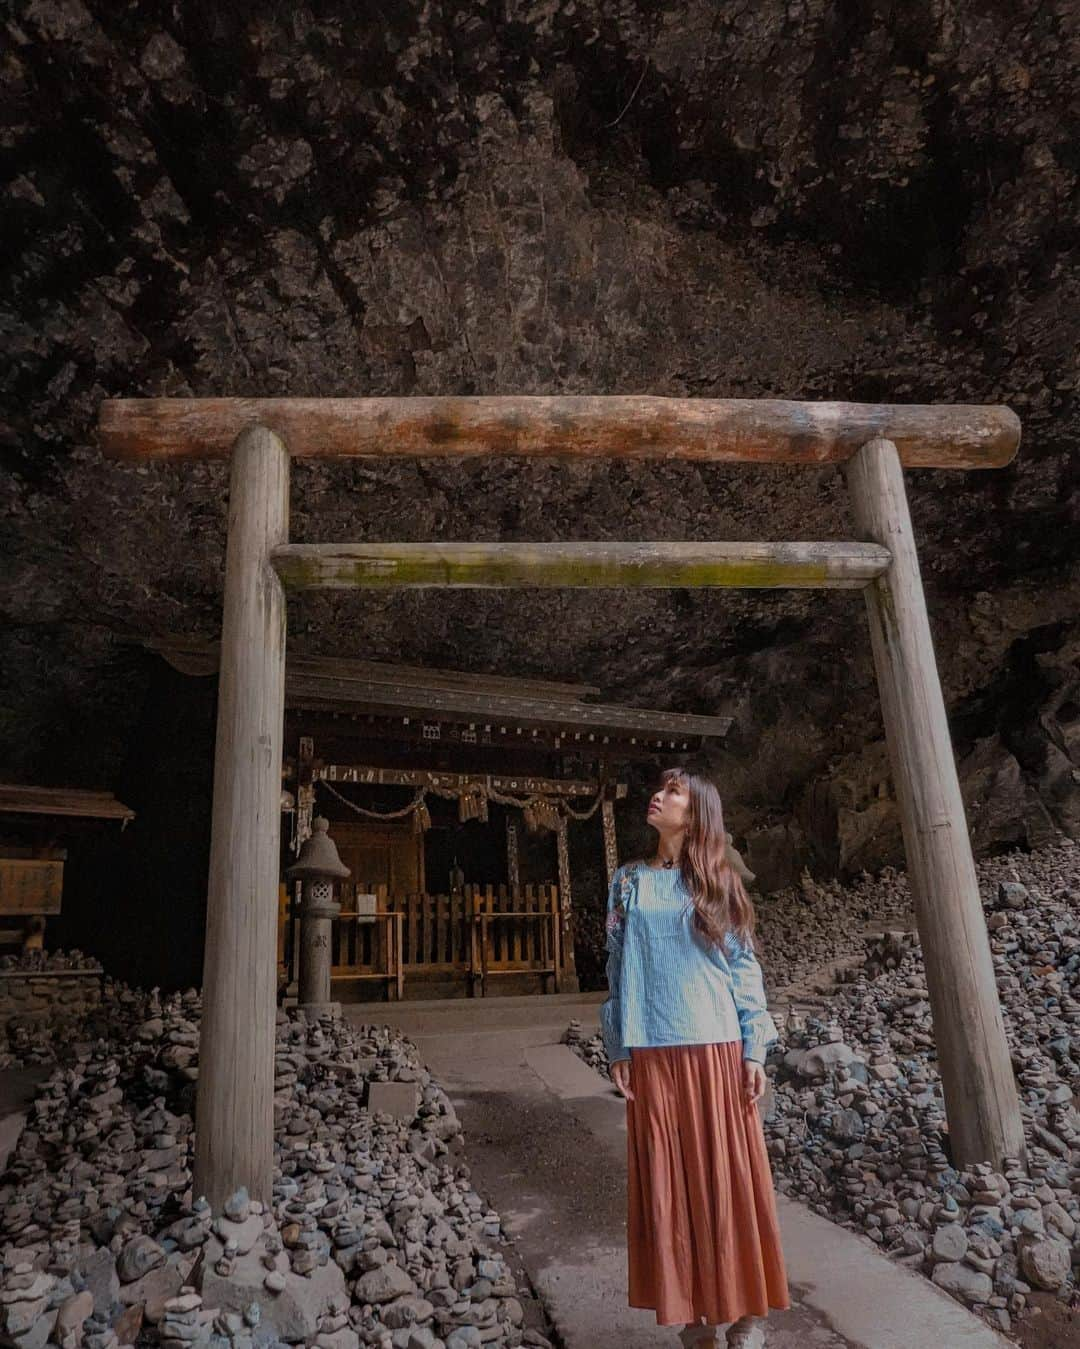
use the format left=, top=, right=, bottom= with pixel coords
left=0, top=784, right=135, bottom=822
left=100, top=394, right=1026, bottom=1210
left=0, top=784, right=135, bottom=949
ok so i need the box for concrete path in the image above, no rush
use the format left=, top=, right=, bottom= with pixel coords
left=346, top=992, right=1012, bottom=1349
left=0, top=1064, right=51, bottom=1171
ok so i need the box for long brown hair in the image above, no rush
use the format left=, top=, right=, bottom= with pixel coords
left=655, top=765, right=756, bottom=953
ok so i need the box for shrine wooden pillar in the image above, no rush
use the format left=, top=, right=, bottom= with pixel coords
left=193, top=424, right=290, bottom=1210
left=506, top=818, right=520, bottom=890
left=601, top=796, right=618, bottom=888
left=295, top=734, right=315, bottom=855
left=555, top=817, right=579, bottom=990
left=845, top=437, right=1027, bottom=1171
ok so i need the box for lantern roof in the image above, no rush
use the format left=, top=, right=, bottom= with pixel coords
left=285, top=815, right=351, bottom=880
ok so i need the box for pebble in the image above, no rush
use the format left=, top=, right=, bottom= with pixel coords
left=223, top=1187, right=250, bottom=1223
left=116, top=1234, right=167, bottom=1284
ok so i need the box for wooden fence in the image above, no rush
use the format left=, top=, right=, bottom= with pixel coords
left=282, top=882, right=563, bottom=998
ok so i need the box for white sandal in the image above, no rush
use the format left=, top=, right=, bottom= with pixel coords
left=678, top=1322, right=724, bottom=1347
left=725, top=1316, right=765, bottom=1348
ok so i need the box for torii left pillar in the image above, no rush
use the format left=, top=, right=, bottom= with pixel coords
left=194, top=424, right=290, bottom=1211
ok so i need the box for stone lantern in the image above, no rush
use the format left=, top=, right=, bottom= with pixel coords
left=285, top=815, right=350, bottom=1018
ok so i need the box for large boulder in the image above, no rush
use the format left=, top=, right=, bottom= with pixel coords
left=200, top=1233, right=348, bottom=1343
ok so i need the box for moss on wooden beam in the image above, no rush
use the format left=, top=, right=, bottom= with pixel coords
left=269, top=540, right=892, bottom=591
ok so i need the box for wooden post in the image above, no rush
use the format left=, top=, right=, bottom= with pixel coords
left=194, top=424, right=290, bottom=1211
left=555, top=817, right=579, bottom=990
left=555, top=818, right=572, bottom=931
left=551, top=884, right=563, bottom=994
left=601, top=798, right=618, bottom=888
left=468, top=891, right=480, bottom=998
left=394, top=911, right=405, bottom=1000
left=295, top=735, right=314, bottom=854
left=845, top=437, right=1027, bottom=1171
left=506, top=819, right=520, bottom=891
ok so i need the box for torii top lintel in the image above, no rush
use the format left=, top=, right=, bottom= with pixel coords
left=97, top=396, right=1020, bottom=470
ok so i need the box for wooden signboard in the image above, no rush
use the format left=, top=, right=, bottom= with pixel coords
left=0, top=859, right=64, bottom=915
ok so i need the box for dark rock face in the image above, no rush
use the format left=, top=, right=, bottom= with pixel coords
left=2, top=1, right=1078, bottom=885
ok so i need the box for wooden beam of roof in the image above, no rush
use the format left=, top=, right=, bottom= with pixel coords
left=142, top=638, right=602, bottom=700
left=270, top=540, right=892, bottom=590
left=284, top=707, right=703, bottom=755
left=98, top=396, right=1020, bottom=469
left=286, top=672, right=732, bottom=739
left=138, top=638, right=730, bottom=738
left=287, top=653, right=600, bottom=701
left=314, top=765, right=625, bottom=797
left=0, top=785, right=135, bottom=821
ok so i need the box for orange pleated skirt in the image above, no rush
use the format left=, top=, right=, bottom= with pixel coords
left=626, top=1040, right=792, bottom=1327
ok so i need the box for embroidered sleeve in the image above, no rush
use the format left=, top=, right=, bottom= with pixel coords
left=725, top=931, right=780, bottom=1064
left=599, top=865, right=630, bottom=1064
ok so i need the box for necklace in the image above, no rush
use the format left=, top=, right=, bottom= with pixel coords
left=654, top=855, right=677, bottom=868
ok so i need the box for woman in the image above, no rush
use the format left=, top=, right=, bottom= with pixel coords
left=600, top=766, right=791, bottom=1348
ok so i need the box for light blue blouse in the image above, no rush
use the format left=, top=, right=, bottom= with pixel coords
left=599, top=859, right=780, bottom=1065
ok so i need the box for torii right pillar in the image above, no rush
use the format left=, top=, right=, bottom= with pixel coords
left=845, top=437, right=1027, bottom=1171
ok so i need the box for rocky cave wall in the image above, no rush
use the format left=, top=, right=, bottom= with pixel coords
left=2, top=0, right=1079, bottom=918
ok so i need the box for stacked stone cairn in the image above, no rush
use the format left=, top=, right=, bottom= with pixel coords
left=0, top=994, right=553, bottom=1348
left=567, top=838, right=1080, bottom=1337
left=0, top=952, right=101, bottom=976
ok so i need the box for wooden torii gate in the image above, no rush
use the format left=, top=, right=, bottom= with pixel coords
left=99, top=395, right=1027, bottom=1211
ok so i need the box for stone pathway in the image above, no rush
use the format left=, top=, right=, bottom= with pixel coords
left=345, top=992, right=1012, bottom=1349
left=0, top=1064, right=50, bottom=1171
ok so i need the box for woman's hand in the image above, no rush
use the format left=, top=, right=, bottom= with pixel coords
left=742, top=1057, right=767, bottom=1105
left=611, top=1057, right=635, bottom=1101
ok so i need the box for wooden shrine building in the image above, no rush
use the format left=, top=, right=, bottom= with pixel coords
left=145, top=638, right=732, bottom=1002
left=0, top=784, right=135, bottom=952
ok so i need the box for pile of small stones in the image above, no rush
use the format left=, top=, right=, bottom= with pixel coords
left=750, top=864, right=915, bottom=990
left=0, top=951, right=101, bottom=974
left=0, top=989, right=553, bottom=1349
left=567, top=837, right=1080, bottom=1338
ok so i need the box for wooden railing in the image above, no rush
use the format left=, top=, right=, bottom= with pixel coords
left=301, top=883, right=563, bottom=998
left=331, top=910, right=404, bottom=1000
